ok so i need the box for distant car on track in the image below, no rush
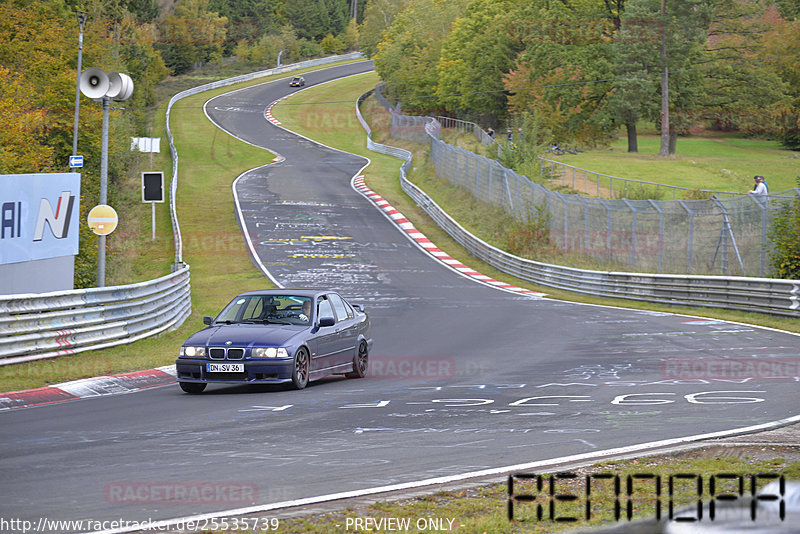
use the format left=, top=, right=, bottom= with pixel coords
left=176, top=289, right=371, bottom=393
left=289, top=76, right=305, bottom=87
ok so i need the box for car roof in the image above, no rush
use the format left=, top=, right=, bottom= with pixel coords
left=236, top=289, right=333, bottom=299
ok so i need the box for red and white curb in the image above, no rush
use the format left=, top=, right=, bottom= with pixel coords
left=0, top=365, right=177, bottom=411
left=353, top=175, right=545, bottom=297
left=265, top=97, right=284, bottom=125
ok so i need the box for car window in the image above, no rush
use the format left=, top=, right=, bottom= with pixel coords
left=328, top=293, right=352, bottom=320
left=317, top=297, right=335, bottom=324
left=241, top=298, right=263, bottom=320
left=216, top=295, right=313, bottom=324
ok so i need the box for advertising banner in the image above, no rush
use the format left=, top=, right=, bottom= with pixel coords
left=0, top=173, right=81, bottom=265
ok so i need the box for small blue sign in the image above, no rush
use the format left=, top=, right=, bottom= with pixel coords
left=69, top=155, right=84, bottom=168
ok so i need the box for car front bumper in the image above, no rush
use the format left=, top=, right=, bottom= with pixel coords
left=175, top=358, right=294, bottom=384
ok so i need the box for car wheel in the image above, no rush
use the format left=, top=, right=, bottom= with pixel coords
left=292, top=347, right=309, bottom=389
left=179, top=382, right=206, bottom=394
left=346, top=341, right=368, bottom=378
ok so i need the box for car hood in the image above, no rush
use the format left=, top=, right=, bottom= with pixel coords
left=184, top=324, right=305, bottom=347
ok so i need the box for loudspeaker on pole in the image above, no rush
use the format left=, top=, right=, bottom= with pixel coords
left=79, top=67, right=110, bottom=99
left=106, top=72, right=134, bottom=101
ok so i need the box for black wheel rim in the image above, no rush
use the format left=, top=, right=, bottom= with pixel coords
left=296, top=351, right=308, bottom=383
left=357, top=343, right=368, bottom=373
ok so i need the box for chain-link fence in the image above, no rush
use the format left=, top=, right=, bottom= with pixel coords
left=375, top=85, right=800, bottom=277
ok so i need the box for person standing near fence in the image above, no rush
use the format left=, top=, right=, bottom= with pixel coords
left=749, top=175, right=769, bottom=195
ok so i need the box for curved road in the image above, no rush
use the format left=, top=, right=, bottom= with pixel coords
left=1, top=61, right=798, bottom=530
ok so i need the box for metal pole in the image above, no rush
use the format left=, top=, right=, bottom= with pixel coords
left=623, top=199, right=637, bottom=267
left=97, top=96, right=109, bottom=287
left=71, top=12, right=86, bottom=157
left=678, top=200, right=694, bottom=273
left=648, top=199, right=664, bottom=272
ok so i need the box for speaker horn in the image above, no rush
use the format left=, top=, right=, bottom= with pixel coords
left=79, top=67, right=110, bottom=99
left=106, top=72, right=134, bottom=101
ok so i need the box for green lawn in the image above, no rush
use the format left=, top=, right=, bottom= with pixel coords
left=554, top=133, right=800, bottom=193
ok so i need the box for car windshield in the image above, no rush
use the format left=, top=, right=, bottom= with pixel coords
left=215, top=295, right=312, bottom=326
left=292, top=77, right=301, bottom=81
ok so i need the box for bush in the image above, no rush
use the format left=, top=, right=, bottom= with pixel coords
left=507, top=202, right=555, bottom=257
left=781, top=130, right=800, bottom=151
left=768, top=177, right=800, bottom=278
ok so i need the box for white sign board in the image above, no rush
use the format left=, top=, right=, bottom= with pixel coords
left=0, top=173, right=81, bottom=265
left=130, top=137, right=161, bottom=153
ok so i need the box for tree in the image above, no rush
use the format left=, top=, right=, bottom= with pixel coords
left=504, top=0, right=617, bottom=146
left=435, top=0, right=524, bottom=123
left=608, top=0, right=660, bottom=152
left=358, top=0, right=406, bottom=56
left=283, top=0, right=349, bottom=41
left=692, top=1, right=789, bottom=141
left=769, top=178, right=800, bottom=278
left=615, top=0, right=711, bottom=155
left=208, top=0, right=285, bottom=53
left=320, top=33, right=344, bottom=53
left=373, top=0, right=469, bottom=111
left=156, top=0, right=228, bottom=74
left=0, top=67, right=54, bottom=173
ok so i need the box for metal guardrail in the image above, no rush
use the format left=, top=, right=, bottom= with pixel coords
left=0, top=267, right=191, bottom=365
left=0, top=54, right=363, bottom=366
left=357, top=90, right=800, bottom=318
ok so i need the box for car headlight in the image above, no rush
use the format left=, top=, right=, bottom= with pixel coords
left=181, top=346, right=206, bottom=357
left=252, top=347, right=289, bottom=358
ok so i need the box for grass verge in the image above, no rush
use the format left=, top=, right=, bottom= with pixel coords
left=212, top=448, right=800, bottom=533
left=542, top=133, right=800, bottom=195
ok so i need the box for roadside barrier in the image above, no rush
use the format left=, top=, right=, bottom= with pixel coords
left=0, top=267, right=190, bottom=365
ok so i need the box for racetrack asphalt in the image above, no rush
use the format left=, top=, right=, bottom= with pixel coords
left=0, top=60, right=798, bottom=532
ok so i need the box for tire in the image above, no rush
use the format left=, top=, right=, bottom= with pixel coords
left=345, top=341, right=368, bottom=378
left=292, top=347, right=310, bottom=389
left=179, top=382, right=206, bottom=394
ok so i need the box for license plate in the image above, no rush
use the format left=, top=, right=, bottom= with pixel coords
left=206, top=363, right=244, bottom=373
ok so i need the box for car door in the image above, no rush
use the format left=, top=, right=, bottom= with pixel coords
left=312, top=296, right=338, bottom=373
left=328, top=293, right=358, bottom=367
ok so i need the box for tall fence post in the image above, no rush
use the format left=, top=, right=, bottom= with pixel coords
left=749, top=195, right=769, bottom=277
left=599, top=198, right=612, bottom=262
left=648, top=199, right=664, bottom=273
left=622, top=199, right=637, bottom=267
left=678, top=200, right=694, bottom=273
left=576, top=196, right=590, bottom=252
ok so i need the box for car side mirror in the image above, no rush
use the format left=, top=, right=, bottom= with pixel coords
left=319, top=316, right=335, bottom=327
left=203, top=316, right=214, bottom=325
left=352, top=303, right=364, bottom=312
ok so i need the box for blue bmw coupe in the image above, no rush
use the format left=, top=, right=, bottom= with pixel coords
left=176, top=289, right=372, bottom=393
